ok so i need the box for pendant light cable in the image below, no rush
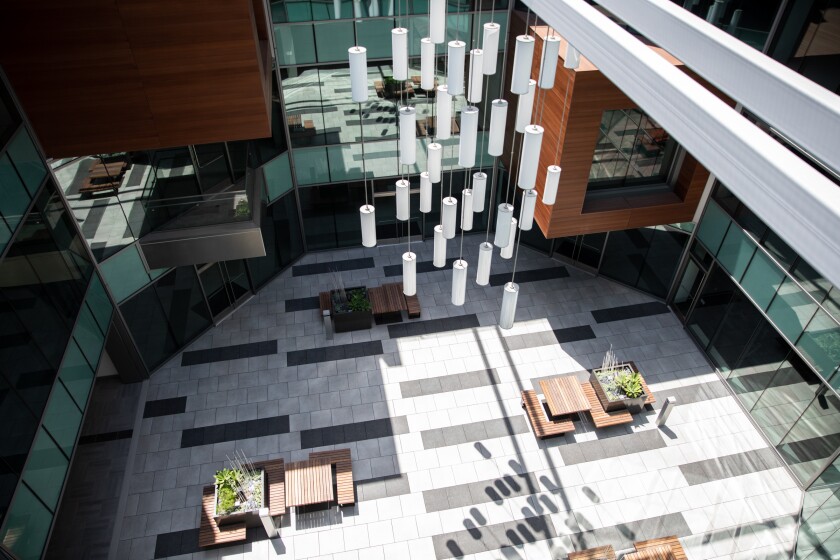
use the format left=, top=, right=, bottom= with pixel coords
left=359, top=102, right=369, bottom=208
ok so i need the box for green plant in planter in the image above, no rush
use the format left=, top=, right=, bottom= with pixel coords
left=234, top=199, right=249, bottom=217
left=348, top=289, right=371, bottom=312
left=615, top=371, right=644, bottom=399
left=214, top=467, right=242, bottom=493
left=217, top=485, right=236, bottom=514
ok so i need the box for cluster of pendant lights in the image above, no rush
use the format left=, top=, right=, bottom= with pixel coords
left=350, top=2, right=580, bottom=329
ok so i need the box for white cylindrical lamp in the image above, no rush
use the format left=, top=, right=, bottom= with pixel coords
left=396, top=179, right=409, bottom=221
left=421, top=38, right=435, bottom=90
left=402, top=252, right=417, bottom=296
left=510, top=35, right=535, bottom=95
left=543, top=165, right=561, bottom=205
left=392, top=28, right=408, bottom=80
left=476, top=242, right=493, bottom=285
left=349, top=47, right=368, bottom=103
left=499, top=282, right=519, bottom=329
left=333, top=0, right=341, bottom=19
left=520, top=189, right=537, bottom=231
left=458, top=106, right=479, bottom=168
left=518, top=125, right=544, bottom=190
left=442, top=196, right=457, bottom=239
left=447, top=40, right=466, bottom=96
left=399, top=106, right=416, bottom=166
left=452, top=259, right=468, bottom=306
left=482, top=23, right=500, bottom=75
left=471, top=172, right=487, bottom=212
left=461, top=189, right=473, bottom=231
left=420, top=171, right=432, bottom=213
left=539, top=36, right=562, bottom=89
left=467, top=49, right=483, bottom=103
left=564, top=43, right=580, bottom=69
left=493, top=203, right=513, bottom=248
left=436, top=85, right=451, bottom=140
left=515, top=80, right=536, bottom=133
left=488, top=99, right=507, bottom=157
left=428, top=142, right=442, bottom=182
left=500, top=218, right=517, bottom=259
left=430, top=0, right=445, bottom=44
left=433, top=225, right=446, bottom=267
left=360, top=204, right=376, bottom=247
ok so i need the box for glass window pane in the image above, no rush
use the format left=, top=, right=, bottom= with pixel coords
left=41, top=384, right=82, bottom=457
left=777, top=390, right=840, bottom=485
left=599, top=228, right=650, bottom=288
left=73, top=303, right=105, bottom=367
left=0, top=153, right=31, bottom=232
left=717, top=223, right=756, bottom=281
left=22, top=428, right=68, bottom=510
left=284, top=0, right=312, bottom=21
left=796, top=310, right=840, bottom=384
left=355, top=18, right=394, bottom=59
left=696, top=201, right=731, bottom=255
left=58, top=339, right=95, bottom=409
left=707, top=288, right=764, bottom=375
left=741, top=249, right=785, bottom=311
left=1, top=484, right=52, bottom=560
left=686, top=264, right=735, bottom=348
left=792, top=259, right=832, bottom=303
left=247, top=191, right=305, bottom=288
left=762, top=229, right=797, bottom=271
left=727, top=321, right=789, bottom=410
left=85, top=273, right=113, bottom=334
left=767, top=276, right=818, bottom=343
left=264, top=152, right=294, bottom=202
left=99, top=245, right=152, bottom=303
left=0, top=217, right=10, bottom=255
left=120, top=283, right=178, bottom=371
left=636, top=227, right=689, bottom=299
left=7, top=129, right=46, bottom=196
left=313, top=21, right=354, bottom=62
left=327, top=144, right=365, bottom=182
left=275, top=24, right=317, bottom=65
left=293, top=146, right=330, bottom=185
left=154, top=268, right=212, bottom=347
left=0, top=381, right=38, bottom=475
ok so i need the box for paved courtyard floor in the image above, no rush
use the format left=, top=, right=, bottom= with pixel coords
left=115, top=239, right=802, bottom=560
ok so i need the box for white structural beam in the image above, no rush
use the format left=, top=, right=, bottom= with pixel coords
left=596, top=0, right=840, bottom=178
left=523, top=0, right=840, bottom=288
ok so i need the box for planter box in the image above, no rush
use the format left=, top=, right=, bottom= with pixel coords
left=331, top=287, right=372, bottom=333
left=591, top=364, right=647, bottom=414
left=214, top=468, right=265, bottom=527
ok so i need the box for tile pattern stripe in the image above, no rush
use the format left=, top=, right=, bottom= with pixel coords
left=399, top=369, right=501, bottom=398
left=299, top=416, right=409, bottom=449
left=181, top=340, right=277, bottom=366
left=284, top=296, right=320, bottom=312
left=77, top=429, right=133, bottom=446
left=142, top=397, right=187, bottom=418
left=179, top=416, right=290, bottom=448
left=286, top=340, right=383, bottom=366
left=679, top=447, right=784, bottom=485
left=383, top=258, right=459, bottom=277
left=591, top=301, right=670, bottom=323
left=488, top=266, right=569, bottom=286
left=421, top=416, right=530, bottom=449
left=292, top=257, right=375, bottom=277
left=387, top=314, right=480, bottom=339
left=558, top=429, right=666, bottom=465
left=553, top=324, right=597, bottom=343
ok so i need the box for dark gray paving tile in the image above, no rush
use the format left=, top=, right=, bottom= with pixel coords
left=399, top=368, right=500, bottom=399
left=287, top=340, right=383, bottom=366
left=553, top=325, right=597, bottom=343
left=181, top=340, right=278, bottom=366
left=559, top=429, right=666, bottom=465
left=680, top=447, right=784, bottom=485
left=284, top=296, right=320, bottom=312
left=421, top=416, right=529, bottom=449
left=292, top=257, right=375, bottom=277
left=179, top=416, right=290, bottom=448
left=153, top=526, right=267, bottom=558
left=388, top=314, right=480, bottom=338
left=299, top=416, right=409, bottom=448
left=568, top=513, right=690, bottom=554
left=488, top=266, right=569, bottom=286
left=143, top=396, right=187, bottom=418
left=591, top=301, right=669, bottom=323
left=502, top=330, right=562, bottom=352
left=431, top=514, right=557, bottom=559
left=652, top=379, right=731, bottom=409
left=77, top=429, right=133, bottom=445
left=383, top=258, right=459, bottom=277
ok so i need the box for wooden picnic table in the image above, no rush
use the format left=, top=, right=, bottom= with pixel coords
left=285, top=460, right=334, bottom=507
left=539, top=376, right=591, bottom=416
left=88, top=161, right=127, bottom=179
left=624, top=545, right=676, bottom=560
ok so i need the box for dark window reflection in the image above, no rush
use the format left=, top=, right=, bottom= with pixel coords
left=247, top=192, right=305, bottom=288
left=120, top=282, right=178, bottom=371
left=686, top=264, right=736, bottom=348
left=154, top=267, right=212, bottom=347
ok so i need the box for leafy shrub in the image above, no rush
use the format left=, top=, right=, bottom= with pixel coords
left=214, top=467, right=242, bottom=493
left=615, top=371, right=644, bottom=399
left=348, top=289, right=371, bottom=312
left=217, top=486, right=236, bottom=514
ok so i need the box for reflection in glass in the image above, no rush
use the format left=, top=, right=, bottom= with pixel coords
left=707, top=288, right=764, bottom=374
left=716, top=222, right=755, bottom=281
left=797, top=310, right=840, bottom=384
left=120, top=282, right=178, bottom=371
left=154, top=267, right=212, bottom=347
left=740, top=249, right=784, bottom=311
left=41, top=383, right=82, bottom=457
left=696, top=201, right=731, bottom=255
left=686, top=265, right=735, bottom=348
left=768, top=276, right=819, bottom=343
left=247, top=192, right=305, bottom=288
left=22, top=428, right=68, bottom=510
left=1, top=484, right=52, bottom=560
left=777, top=388, right=840, bottom=485
left=726, top=321, right=789, bottom=410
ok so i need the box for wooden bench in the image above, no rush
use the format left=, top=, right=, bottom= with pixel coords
left=521, top=390, right=575, bottom=439
left=569, top=545, right=616, bottom=559
left=405, top=294, right=421, bottom=318
left=198, top=486, right=246, bottom=548
left=253, top=458, right=286, bottom=516
left=369, top=282, right=406, bottom=317
left=79, top=177, right=121, bottom=194
left=581, top=381, right=633, bottom=428
left=308, top=448, right=355, bottom=506
left=634, top=536, right=687, bottom=560
left=319, top=291, right=331, bottom=321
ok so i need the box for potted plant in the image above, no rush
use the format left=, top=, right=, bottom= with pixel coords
left=383, top=75, right=400, bottom=98
left=213, top=451, right=265, bottom=527
left=590, top=346, right=647, bottom=413
left=327, top=270, right=372, bottom=332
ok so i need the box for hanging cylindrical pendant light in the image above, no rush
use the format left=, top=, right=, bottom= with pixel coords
left=452, top=259, right=468, bottom=306
left=543, top=165, right=561, bottom=205
left=369, top=0, right=380, bottom=17
left=515, top=80, right=536, bottom=133
left=482, top=22, right=500, bottom=75
left=510, top=35, right=535, bottom=95
left=428, top=142, right=442, bottom=182
left=403, top=252, right=417, bottom=296
left=471, top=172, right=487, bottom=212
left=442, top=196, right=458, bottom=239
left=349, top=47, right=368, bottom=103
left=500, top=218, right=518, bottom=259
left=488, top=99, right=508, bottom=157
left=360, top=204, right=376, bottom=247
left=476, top=242, right=493, bottom=285
left=386, top=0, right=394, bottom=16
left=458, top=106, right=479, bottom=168
left=499, top=282, right=520, bottom=329
left=538, top=36, right=562, bottom=89
left=392, top=28, right=409, bottom=80
left=430, top=0, right=445, bottom=44
left=520, top=189, right=537, bottom=231
left=396, top=179, right=410, bottom=221
left=333, top=0, right=341, bottom=19
left=399, top=106, right=416, bottom=165
left=564, top=42, right=580, bottom=69
left=467, top=49, right=484, bottom=103
left=436, top=85, right=451, bottom=140
left=353, top=0, right=363, bottom=18
left=421, top=38, right=435, bottom=90
left=433, top=225, right=446, bottom=267
left=494, top=203, right=513, bottom=247
left=518, top=125, right=544, bottom=190
left=420, top=171, right=432, bottom=213
left=461, top=189, right=474, bottom=231
left=447, top=40, right=466, bottom=96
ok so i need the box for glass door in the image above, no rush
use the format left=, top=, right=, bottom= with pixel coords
left=554, top=233, right=607, bottom=272
left=373, top=183, right=422, bottom=244
left=197, top=260, right=252, bottom=319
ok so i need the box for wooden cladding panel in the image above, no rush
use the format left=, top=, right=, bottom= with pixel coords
left=0, top=0, right=270, bottom=157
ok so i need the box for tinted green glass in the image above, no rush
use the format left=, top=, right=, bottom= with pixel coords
left=119, top=283, right=178, bottom=370
left=740, top=249, right=785, bottom=311
left=99, top=245, right=152, bottom=302
left=41, top=383, right=82, bottom=457
left=22, top=428, right=68, bottom=510
left=58, top=339, right=95, bottom=409
left=767, top=276, right=818, bottom=343
left=154, top=267, right=212, bottom=346
left=777, top=391, right=840, bottom=485
left=294, top=146, right=330, bottom=185
left=696, top=202, right=731, bottom=255
left=327, top=144, right=365, bottom=182
left=796, top=310, right=840, bottom=384
left=7, top=129, right=46, bottom=196
left=0, top=217, right=11, bottom=254
left=0, top=153, right=31, bottom=232
left=264, top=152, right=294, bottom=202
left=275, top=24, right=317, bottom=65
left=73, top=303, right=105, bottom=366
left=314, top=21, right=355, bottom=62
left=717, top=222, right=755, bottom=281
left=247, top=192, right=304, bottom=288
left=85, top=273, right=113, bottom=333
left=356, top=18, right=394, bottom=59
left=284, top=0, right=312, bottom=21
left=0, top=484, right=52, bottom=560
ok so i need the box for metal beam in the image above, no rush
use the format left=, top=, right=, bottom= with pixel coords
left=596, top=0, right=840, bottom=178
left=522, top=0, right=840, bottom=288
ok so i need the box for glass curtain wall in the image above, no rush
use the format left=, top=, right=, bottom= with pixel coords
left=671, top=0, right=783, bottom=50
left=797, top=454, right=840, bottom=559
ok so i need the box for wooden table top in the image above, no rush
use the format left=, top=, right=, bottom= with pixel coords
left=540, top=376, right=591, bottom=416
left=625, top=545, right=676, bottom=560
left=285, top=460, right=333, bottom=507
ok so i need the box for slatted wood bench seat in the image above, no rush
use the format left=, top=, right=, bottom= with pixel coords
left=370, top=282, right=407, bottom=319
left=80, top=177, right=121, bottom=194
left=581, top=381, right=633, bottom=428
left=569, top=544, right=616, bottom=559
left=253, top=458, right=286, bottom=516
left=405, top=294, right=421, bottom=318
left=199, top=486, right=246, bottom=548
left=634, top=536, right=687, bottom=560
left=308, top=448, right=355, bottom=505
left=319, top=291, right=331, bottom=321
left=521, top=390, right=575, bottom=439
